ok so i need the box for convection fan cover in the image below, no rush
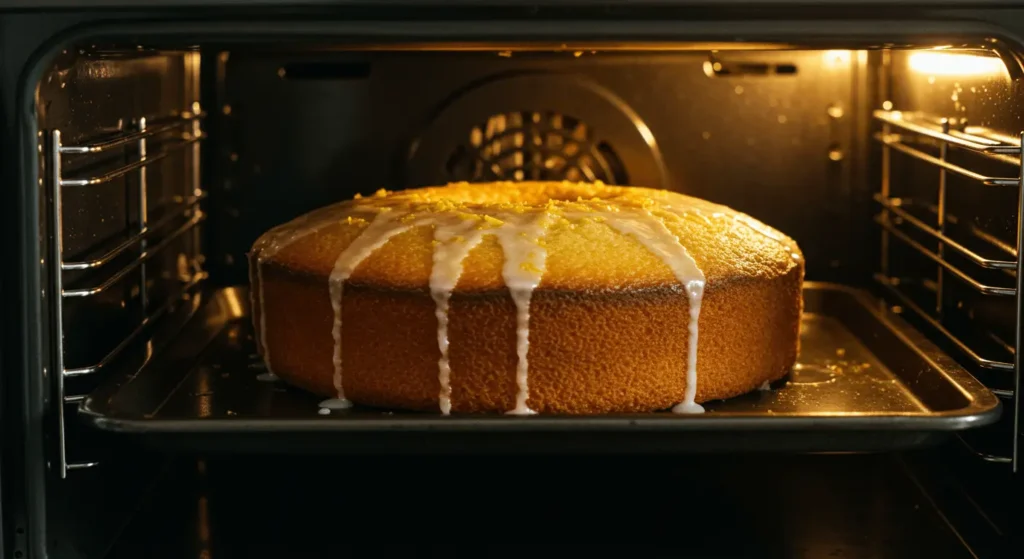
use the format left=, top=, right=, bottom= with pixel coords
left=447, top=110, right=626, bottom=184
left=406, top=73, right=667, bottom=189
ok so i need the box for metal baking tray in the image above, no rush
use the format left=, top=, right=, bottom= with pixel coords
left=79, top=282, right=1002, bottom=454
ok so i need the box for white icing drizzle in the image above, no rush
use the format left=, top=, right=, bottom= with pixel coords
left=329, top=209, right=416, bottom=404
left=319, top=398, right=352, bottom=413
left=252, top=204, right=348, bottom=377
left=493, top=213, right=551, bottom=415
left=255, top=182, right=799, bottom=416
left=429, top=220, right=487, bottom=415
left=597, top=208, right=707, bottom=414
left=256, top=372, right=280, bottom=382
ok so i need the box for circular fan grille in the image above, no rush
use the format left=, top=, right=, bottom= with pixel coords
left=445, top=111, right=627, bottom=184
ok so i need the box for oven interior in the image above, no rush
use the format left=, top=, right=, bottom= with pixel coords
left=9, top=30, right=1024, bottom=558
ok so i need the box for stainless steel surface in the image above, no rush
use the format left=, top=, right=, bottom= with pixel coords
left=77, top=283, right=1001, bottom=454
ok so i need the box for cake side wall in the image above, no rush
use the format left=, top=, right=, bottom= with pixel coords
left=259, top=261, right=803, bottom=413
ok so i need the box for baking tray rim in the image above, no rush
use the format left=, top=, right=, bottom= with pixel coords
left=77, top=281, right=1003, bottom=434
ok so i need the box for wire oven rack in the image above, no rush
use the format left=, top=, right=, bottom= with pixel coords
left=49, top=111, right=206, bottom=477
left=873, top=109, right=1023, bottom=470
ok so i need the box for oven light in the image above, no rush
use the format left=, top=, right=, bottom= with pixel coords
left=908, top=52, right=1008, bottom=77
left=822, top=50, right=852, bottom=68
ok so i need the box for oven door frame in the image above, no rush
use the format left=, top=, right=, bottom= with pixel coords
left=5, top=7, right=1024, bottom=558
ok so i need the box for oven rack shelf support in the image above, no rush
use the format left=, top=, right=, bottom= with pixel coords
left=49, top=113, right=206, bottom=478
left=873, top=109, right=1023, bottom=470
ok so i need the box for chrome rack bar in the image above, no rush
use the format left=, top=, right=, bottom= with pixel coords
left=874, top=110, right=1022, bottom=156
left=873, top=133, right=1019, bottom=187
left=63, top=270, right=206, bottom=378
left=873, top=194, right=1017, bottom=270
left=875, top=215, right=1016, bottom=296
left=59, top=134, right=202, bottom=187
left=51, top=130, right=72, bottom=478
left=61, top=210, right=205, bottom=298
left=59, top=117, right=195, bottom=155
left=874, top=273, right=1014, bottom=373
left=61, top=192, right=205, bottom=271
left=956, top=433, right=1013, bottom=464
left=889, top=196, right=1018, bottom=260
left=1012, top=132, right=1024, bottom=470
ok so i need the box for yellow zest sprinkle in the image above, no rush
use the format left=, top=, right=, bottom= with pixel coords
left=520, top=262, right=542, bottom=274
left=373, top=188, right=389, bottom=198
left=483, top=215, right=504, bottom=227
left=453, top=235, right=465, bottom=243
left=353, top=193, right=363, bottom=199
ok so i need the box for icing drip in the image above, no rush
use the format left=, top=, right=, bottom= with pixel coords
left=320, top=398, right=352, bottom=411
left=329, top=209, right=417, bottom=404
left=598, top=208, right=707, bottom=414
left=430, top=220, right=486, bottom=415
left=493, top=213, right=551, bottom=416
left=256, top=372, right=280, bottom=382
left=252, top=204, right=347, bottom=377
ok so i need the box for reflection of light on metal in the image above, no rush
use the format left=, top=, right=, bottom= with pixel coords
left=223, top=288, right=245, bottom=322
left=637, top=121, right=656, bottom=149
left=908, top=52, right=1008, bottom=77
left=822, top=50, right=852, bottom=68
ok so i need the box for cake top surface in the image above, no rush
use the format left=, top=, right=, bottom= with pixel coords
left=252, top=180, right=802, bottom=293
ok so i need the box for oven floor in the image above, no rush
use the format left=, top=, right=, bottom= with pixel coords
left=105, top=452, right=977, bottom=558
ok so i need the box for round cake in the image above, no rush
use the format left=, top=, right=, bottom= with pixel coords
left=248, top=181, right=804, bottom=415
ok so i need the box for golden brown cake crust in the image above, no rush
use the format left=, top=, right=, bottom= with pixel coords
left=250, top=181, right=805, bottom=414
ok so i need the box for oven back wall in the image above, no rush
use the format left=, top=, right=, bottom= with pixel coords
left=210, top=48, right=865, bottom=286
